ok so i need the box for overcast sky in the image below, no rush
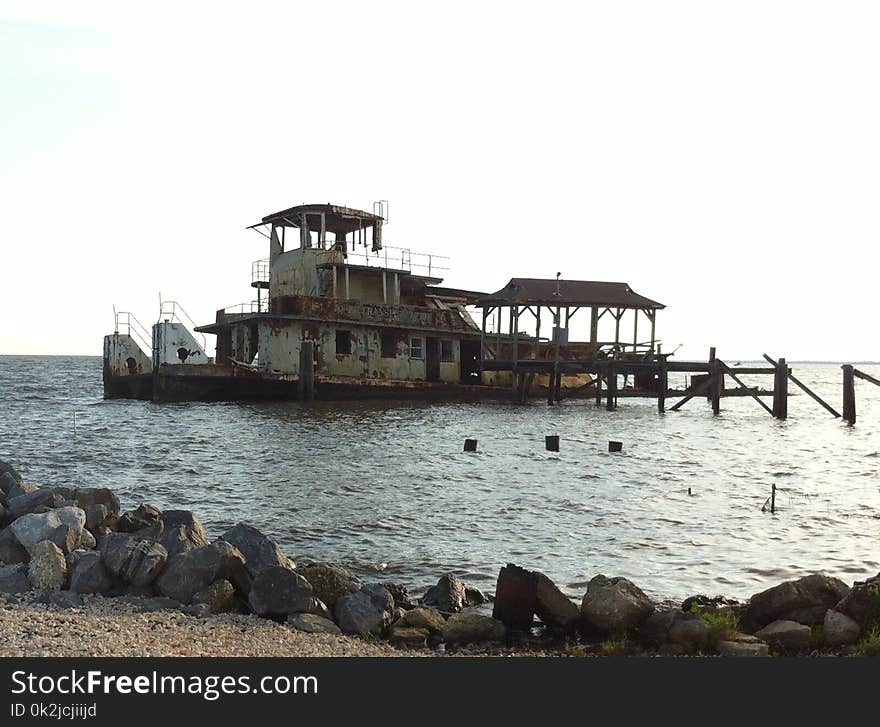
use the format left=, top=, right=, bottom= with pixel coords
left=2, top=1, right=878, bottom=360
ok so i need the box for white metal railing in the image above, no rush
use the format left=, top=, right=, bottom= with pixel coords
left=252, top=258, right=269, bottom=285
left=222, top=300, right=263, bottom=315
left=158, top=299, right=208, bottom=352
left=357, top=245, right=449, bottom=277
left=113, top=309, right=152, bottom=357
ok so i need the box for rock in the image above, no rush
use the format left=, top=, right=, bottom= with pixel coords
left=718, top=633, right=770, bottom=657
left=335, top=589, right=388, bottom=636
left=70, top=552, right=113, bottom=594
left=465, top=587, right=488, bottom=607
left=639, top=609, right=711, bottom=654
left=288, top=613, right=342, bottom=635
left=363, top=583, right=394, bottom=617
left=823, top=609, right=861, bottom=646
left=33, top=590, right=84, bottom=609
left=399, top=606, right=446, bottom=634
left=681, top=594, right=739, bottom=612
left=580, top=575, right=654, bottom=633
left=161, top=510, right=209, bottom=543
left=27, top=541, right=68, bottom=590
left=383, top=582, right=413, bottom=609
left=6, top=488, right=67, bottom=520
left=389, top=625, right=429, bottom=649
left=754, top=620, right=812, bottom=653
left=0, top=463, right=22, bottom=492
left=741, top=574, right=851, bottom=632
left=248, top=566, right=318, bottom=619
left=298, top=563, right=363, bottom=608
left=156, top=541, right=247, bottom=604
left=0, top=527, right=29, bottom=564
left=0, top=564, right=30, bottom=594
left=422, top=573, right=467, bottom=613
left=100, top=533, right=168, bottom=586
left=192, top=579, right=237, bottom=614
left=77, top=528, right=97, bottom=550
left=84, top=504, right=110, bottom=532
left=534, top=571, right=579, bottom=629
left=834, top=573, right=880, bottom=628
left=219, top=523, right=295, bottom=578
left=442, top=613, right=506, bottom=644
left=115, top=503, right=162, bottom=533
left=10, top=507, right=85, bottom=554
left=159, top=525, right=208, bottom=559
left=73, top=488, right=121, bottom=517
left=491, top=564, right=537, bottom=629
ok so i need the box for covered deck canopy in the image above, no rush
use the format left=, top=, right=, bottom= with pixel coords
left=476, top=277, right=666, bottom=363
left=248, top=203, right=384, bottom=251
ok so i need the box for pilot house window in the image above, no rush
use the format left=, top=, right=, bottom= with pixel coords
left=381, top=332, right=397, bottom=358
left=336, top=330, right=352, bottom=355
left=440, top=339, right=454, bottom=362
left=410, top=337, right=424, bottom=360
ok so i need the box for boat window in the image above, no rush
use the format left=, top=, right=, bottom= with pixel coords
left=440, top=339, right=454, bottom=362
left=410, top=337, right=424, bottom=359
left=336, top=330, right=352, bottom=355
left=381, top=332, right=397, bottom=358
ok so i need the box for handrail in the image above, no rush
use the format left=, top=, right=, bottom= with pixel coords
left=113, top=311, right=152, bottom=357
left=356, top=244, right=450, bottom=277
left=158, top=300, right=208, bottom=352
left=252, top=258, right=269, bottom=285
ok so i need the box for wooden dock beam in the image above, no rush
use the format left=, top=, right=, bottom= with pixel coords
left=708, top=347, right=721, bottom=416
left=657, top=346, right=667, bottom=414
left=842, top=364, right=856, bottom=425
left=772, top=357, right=788, bottom=420
left=606, top=364, right=617, bottom=411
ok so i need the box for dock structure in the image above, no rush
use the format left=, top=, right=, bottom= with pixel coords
left=474, top=277, right=845, bottom=419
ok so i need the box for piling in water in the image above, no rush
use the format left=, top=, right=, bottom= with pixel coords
left=545, top=435, right=559, bottom=452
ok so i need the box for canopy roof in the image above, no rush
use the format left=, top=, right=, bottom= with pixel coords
left=477, top=278, right=665, bottom=309
left=249, top=203, right=383, bottom=235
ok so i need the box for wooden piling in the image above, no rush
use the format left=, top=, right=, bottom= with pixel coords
left=771, top=483, right=776, bottom=514
left=594, top=371, right=602, bottom=407
left=772, top=358, right=788, bottom=420
left=464, top=439, right=477, bottom=452
left=298, top=340, right=315, bottom=400
left=606, top=364, right=617, bottom=411
left=842, top=364, right=856, bottom=425
left=708, top=347, right=721, bottom=416
left=657, top=346, right=667, bottom=414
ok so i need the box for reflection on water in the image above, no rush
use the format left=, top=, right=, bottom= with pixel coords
left=1, top=355, right=878, bottom=600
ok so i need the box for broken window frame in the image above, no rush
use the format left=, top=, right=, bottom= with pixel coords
left=335, top=329, right=352, bottom=355
left=380, top=332, right=397, bottom=359
left=409, top=336, right=424, bottom=360
left=440, top=339, right=454, bottom=362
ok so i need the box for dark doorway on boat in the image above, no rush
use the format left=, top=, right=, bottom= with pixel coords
left=425, top=337, right=440, bottom=381
left=460, top=340, right=481, bottom=384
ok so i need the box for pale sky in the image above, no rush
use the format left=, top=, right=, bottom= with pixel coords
left=1, top=1, right=878, bottom=360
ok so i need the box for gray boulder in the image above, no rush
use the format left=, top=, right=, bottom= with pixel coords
left=580, top=575, right=654, bottom=633
left=159, top=525, right=208, bottom=559
left=288, top=613, right=342, bottom=635
left=10, top=507, right=85, bottom=554
left=535, top=571, right=579, bottom=629
left=0, top=527, right=29, bottom=564
left=6, top=488, right=69, bottom=520
left=718, top=633, right=770, bottom=657
left=100, top=533, right=168, bottom=586
left=389, top=625, right=429, bottom=648
left=298, top=562, right=363, bottom=608
left=248, top=566, right=318, bottom=619
left=492, top=564, right=537, bottom=630
left=115, top=503, right=162, bottom=533
left=156, top=541, right=247, bottom=604
left=27, top=541, right=68, bottom=590
left=754, top=620, right=812, bottom=653
left=0, top=461, right=23, bottom=490
left=399, top=606, right=446, bottom=634
left=823, top=609, right=861, bottom=647
left=0, top=564, right=31, bottom=594
left=84, top=504, right=110, bottom=532
left=192, top=579, right=237, bottom=614
left=73, top=488, right=121, bottom=517
left=162, top=510, right=209, bottom=543
left=70, top=552, right=113, bottom=594
left=335, top=589, right=388, bottom=636
left=219, top=523, right=294, bottom=579
left=442, top=613, right=506, bottom=644
left=639, top=609, right=711, bottom=654
left=834, top=573, right=880, bottom=628
left=422, top=573, right=467, bottom=613
left=741, top=574, right=850, bottom=632
left=77, top=529, right=97, bottom=550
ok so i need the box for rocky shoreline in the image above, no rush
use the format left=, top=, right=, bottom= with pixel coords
left=1, top=459, right=878, bottom=657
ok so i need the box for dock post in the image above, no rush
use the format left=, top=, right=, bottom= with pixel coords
left=606, top=363, right=617, bottom=411
left=657, top=345, right=666, bottom=414
left=772, top=357, right=788, bottom=420
left=771, top=483, right=776, bottom=514
left=594, top=368, right=602, bottom=407
left=708, top=347, right=721, bottom=416
left=842, top=364, right=856, bottom=424
left=298, top=340, right=315, bottom=400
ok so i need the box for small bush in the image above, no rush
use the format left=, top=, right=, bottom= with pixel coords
left=857, top=627, right=880, bottom=657
left=600, top=638, right=628, bottom=656
left=693, top=605, right=738, bottom=647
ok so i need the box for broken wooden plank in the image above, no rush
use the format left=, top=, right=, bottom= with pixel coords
left=854, top=368, right=880, bottom=388
left=763, top=354, right=840, bottom=417
left=720, top=361, right=773, bottom=415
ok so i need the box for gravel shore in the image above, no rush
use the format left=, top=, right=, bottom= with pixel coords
left=0, top=597, right=410, bottom=657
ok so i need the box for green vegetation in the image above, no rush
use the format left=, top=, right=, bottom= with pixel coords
left=856, top=627, right=880, bottom=657
left=692, top=605, right=738, bottom=647
left=599, top=638, right=628, bottom=656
